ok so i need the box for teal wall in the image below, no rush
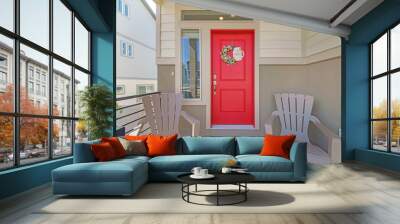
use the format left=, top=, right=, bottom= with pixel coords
left=0, top=0, right=116, bottom=200
left=343, top=0, right=400, bottom=171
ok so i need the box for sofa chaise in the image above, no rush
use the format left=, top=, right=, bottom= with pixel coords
left=52, top=137, right=307, bottom=196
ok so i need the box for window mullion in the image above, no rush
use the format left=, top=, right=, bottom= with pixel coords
left=48, top=0, right=54, bottom=160
left=388, top=30, right=392, bottom=152
left=13, top=0, right=21, bottom=167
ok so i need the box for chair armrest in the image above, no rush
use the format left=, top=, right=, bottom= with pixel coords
left=310, top=116, right=341, bottom=163
left=180, top=111, right=200, bottom=136
left=290, top=142, right=307, bottom=182
left=73, top=140, right=100, bottom=163
left=264, top=111, right=279, bottom=134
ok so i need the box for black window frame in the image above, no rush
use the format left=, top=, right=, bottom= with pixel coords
left=0, top=0, right=92, bottom=171
left=370, top=21, right=400, bottom=154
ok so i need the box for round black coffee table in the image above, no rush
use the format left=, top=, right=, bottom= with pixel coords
left=177, top=173, right=255, bottom=206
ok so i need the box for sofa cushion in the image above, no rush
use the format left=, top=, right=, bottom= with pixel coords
left=73, top=140, right=100, bottom=163
left=147, top=134, right=178, bottom=157
left=236, top=137, right=264, bottom=155
left=91, top=142, right=118, bottom=161
left=53, top=158, right=147, bottom=183
left=236, top=155, right=293, bottom=172
left=149, top=154, right=235, bottom=172
left=179, top=137, right=235, bottom=155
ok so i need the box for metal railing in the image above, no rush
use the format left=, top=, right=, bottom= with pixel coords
left=116, top=91, right=160, bottom=135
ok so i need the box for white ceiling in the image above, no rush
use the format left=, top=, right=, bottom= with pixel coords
left=226, top=0, right=352, bottom=23
left=173, top=0, right=384, bottom=37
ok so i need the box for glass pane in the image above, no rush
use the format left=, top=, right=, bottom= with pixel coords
left=53, top=0, right=72, bottom=60
left=75, top=18, right=89, bottom=70
left=0, top=35, right=14, bottom=112
left=372, top=121, right=388, bottom=151
left=53, top=59, right=72, bottom=117
left=391, top=24, right=400, bottom=70
left=181, top=30, right=200, bottom=99
left=391, top=72, right=400, bottom=118
left=20, top=44, right=49, bottom=115
left=75, top=120, right=88, bottom=143
left=391, top=120, right=400, bottom=153
left=53, top=119, right=72, bottom=157
left=372, top=76, right=387, bottom=119
left=372, top=33, right=387, bottom=76
left=0, top=116, right=14, bottom=170
left=20, top=0, right=49, bottom=49
left=20, top=117, right=49, bottom=165
left=0, top=0, right=14, bottom=31
left=74, top=69, right=89, bottom=118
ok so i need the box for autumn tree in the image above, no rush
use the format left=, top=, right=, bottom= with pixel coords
left=372, top=99, right=400, bottom=144
left=0, top=85, right=60, bottom=153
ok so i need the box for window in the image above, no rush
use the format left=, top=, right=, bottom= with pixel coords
left=117, top=0, right=129, bottom=17
left=181, top=30, right=201, bottom=99
left=28, top=82, right=34, bottom=94
left=117, top=0, right=123, bottom=13
left=53, top=0, right=72, bottom=60
left=20, top=0, right=49, bottom=49
left=0, top=1, right=91, bottom=170
left=371, top=23, right=400, bottom=153
left=120, top=40, right=133, bottom=58
left=128, top=45, right=133, bottom=57
left=28, top=67, right=34, bottom=80
left=121, top=41, right=127, bottom=56
left=116, top=85, right=125, bottom=95
left=136, top=84, right=154, bottom=95
left=124, top=4, right=130, bottom=17
left=0, top=71, right=6, bottom=85
left=0, top=0, right=14, bottom=31
left=75, top=18, right=89, bottom=70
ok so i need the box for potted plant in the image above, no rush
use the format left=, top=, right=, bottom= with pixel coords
left=79, top=84, right=114, bottom=140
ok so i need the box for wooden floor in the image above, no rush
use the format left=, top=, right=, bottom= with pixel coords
left=1, top=162, right=400, bottom=224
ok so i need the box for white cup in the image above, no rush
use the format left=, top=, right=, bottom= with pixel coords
left=191, top=167, right=202, bottom=176
left=200, top=169, right=208, bottom=176
left=221, top=167, right=232, bottom=174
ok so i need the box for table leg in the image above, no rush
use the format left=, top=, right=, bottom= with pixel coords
left=216, top=184, right=219, bottom=206
left=195, top=184, right=198, bottom=192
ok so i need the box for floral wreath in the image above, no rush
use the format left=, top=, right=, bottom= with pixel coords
left=220, top=45, right=244, bottom=65
left=220, top=45, right=236, bottom=65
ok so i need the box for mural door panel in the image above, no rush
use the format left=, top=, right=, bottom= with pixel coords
left=211, top=30, right=254, bottom=125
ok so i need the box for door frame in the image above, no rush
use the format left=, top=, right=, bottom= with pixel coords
left=175, top=6, right=260, bottom=130
left=210, top=29, right=255, bottom=127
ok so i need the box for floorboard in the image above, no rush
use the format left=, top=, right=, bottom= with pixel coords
left=1, top=162, right=400, bottom=224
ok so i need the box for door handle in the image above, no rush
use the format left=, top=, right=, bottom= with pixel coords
left=213, top=74, right=217, bottom=95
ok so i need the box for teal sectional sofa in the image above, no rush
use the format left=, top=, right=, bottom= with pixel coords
left=52, top=137, right=307, bottom=196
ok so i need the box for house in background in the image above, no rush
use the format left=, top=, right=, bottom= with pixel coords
left=155, top=0, right=342, bottom=163
left=116, top=0, right=157, bottom=102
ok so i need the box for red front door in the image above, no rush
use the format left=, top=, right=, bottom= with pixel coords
left=211, top=30, right=254, bottom=126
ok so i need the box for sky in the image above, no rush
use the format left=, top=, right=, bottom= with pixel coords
left=0, top=0, right=89, bottom=74
left=373, top=27, right=400, bottom=108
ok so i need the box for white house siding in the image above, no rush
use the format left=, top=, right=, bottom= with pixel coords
left=159, top=0, right=176, bottom=58
left=116, top=0, right=157, bottom=102
left=155, top=1, right=342, bottom=140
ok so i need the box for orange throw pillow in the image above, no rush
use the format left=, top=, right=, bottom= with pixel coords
left=101, top=137, right=127, bottom=158
left=146, top=134, right=178, bottom=157
left=124, top=135, right=148, bottom=141
left=260, top=134, right=296, bottom=159
left=91, top=142, right=117, bottom=162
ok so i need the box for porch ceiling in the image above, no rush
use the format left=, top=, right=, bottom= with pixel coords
left=172, top=0, right=383, bottom=38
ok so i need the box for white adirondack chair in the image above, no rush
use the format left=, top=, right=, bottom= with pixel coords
left=265, top=93, right=341, bottom=163
left=137, top=93, right=200, bottom=136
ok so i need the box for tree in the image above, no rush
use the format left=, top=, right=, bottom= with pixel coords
left=79, top=84, right=113, bottom=140
left=0, top=85, right=59, bottom=151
